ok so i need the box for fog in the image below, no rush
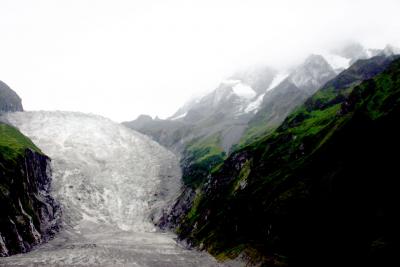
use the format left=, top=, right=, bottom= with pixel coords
left=0, top=0, right=399, bottom=121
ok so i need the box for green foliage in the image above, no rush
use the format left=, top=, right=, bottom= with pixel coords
left=288, top=104, right=341, bottom=136
left=177, top=58, right=400, bottom=266
left=186, top=190, right=203, bottom=222
left=182, top=134, right=226, bottom=188
left=237, top=123, right=276, bottom=149
left=231, top=159, right=251, bottom=193
left=0, top=123, right=42, bottom=161
left=186, top=134, right=225, bottom=163
left=0, top=122, right=54, bottom=255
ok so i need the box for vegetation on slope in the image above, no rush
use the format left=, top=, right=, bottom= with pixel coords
left=0, top=122, right=59, bottom=256
left=181, top=134, right=226, bottom=188
left=237, top=55, right=396, bottom=149
left=0, top=123, right=42, bottom=161
left=175, top=58, right=400, bottom=266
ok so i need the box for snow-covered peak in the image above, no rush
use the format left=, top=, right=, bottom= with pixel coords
left=289, top=54, right=335, bottom=89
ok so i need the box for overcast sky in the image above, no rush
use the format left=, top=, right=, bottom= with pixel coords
left=1, top=0, right=399, bottom=122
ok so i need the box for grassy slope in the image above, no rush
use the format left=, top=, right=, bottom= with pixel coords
left=181, top=134, right=226, bottom=188
left=0, top=123, right=42, bottom=161
left=0, top=122, right=51, bottom=255
left=236, top=55, right=395, bottom=150
left=177, top=58, right=400, bottom=266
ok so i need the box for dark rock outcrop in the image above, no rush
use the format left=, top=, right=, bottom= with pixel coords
left=0, top=144, right=61, bottom=256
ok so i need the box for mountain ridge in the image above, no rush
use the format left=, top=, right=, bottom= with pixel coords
left=0, top=81, right=23, bottom=113
left=167, top=55, right=400, bottom=267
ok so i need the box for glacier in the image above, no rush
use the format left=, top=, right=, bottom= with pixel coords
left=0, top=111, right=231, bottom=266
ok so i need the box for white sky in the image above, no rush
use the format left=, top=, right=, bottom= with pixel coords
left=1, top=0, right=399, bottom=122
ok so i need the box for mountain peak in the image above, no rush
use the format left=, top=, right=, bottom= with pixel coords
left=288, top=54, right=335, bottom=92
left=304, top=54, right=329, bottom=65
left=229, top=65, right=276, bottom=94
left=0, top=80, right=24, bottom=112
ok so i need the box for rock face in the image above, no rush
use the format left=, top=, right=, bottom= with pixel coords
left=0, top=123, right=60, bottom=256
left=289, top=54, right=336, bottom=93
left=1, top=81, right=59, bottom=256
left=239, top=55, right=337, bottom=145
left=123, top=115, right=192, bottom=152
left=0, top=81, right=23, bottom=113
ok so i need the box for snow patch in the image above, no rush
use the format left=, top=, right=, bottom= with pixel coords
left=221, top=79, right=256, bottom=99
left=245, top=93, right=265, bottom=113
left=322, top=53, right=351, bottom=71
left=232, top=82, right=256, bottom=99
left=267, top=73, right=289, bottom=91
left=170, top=112, right=187, bottom=120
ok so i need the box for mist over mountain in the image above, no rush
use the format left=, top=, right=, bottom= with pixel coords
left=1, top=16, right=400, bottom=265
left=124, top=43, right=392, bottom=151
left=171, top=55, right=400, bottom=266
left=122, top=43, right=400, bottom=266
left=1, top=0, right=400, bottom=266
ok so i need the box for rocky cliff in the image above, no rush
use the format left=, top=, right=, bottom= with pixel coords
left=0, top=81, right=23, bottom=113
left=0, top=122, right=60, bottom=256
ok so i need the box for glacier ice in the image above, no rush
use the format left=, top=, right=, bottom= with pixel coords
left=0, top=111, right=227, bottom=266
left=3, top=111, right=180, bottom=232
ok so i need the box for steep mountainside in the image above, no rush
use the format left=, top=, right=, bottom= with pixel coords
left=239, top=55, right=337, bottom=146
left=124, top=65, right=276, bottom=154
left=128, top=52, right=397, bottom=238
left=170, top=57, right=400, bottom=266
left=239, top=54, right=396, bottom=147
left=0, top=81, right=23, bottom=113
left=125, top=54, right=344, bottom=181
left=0, top=122, right=60, bottom=256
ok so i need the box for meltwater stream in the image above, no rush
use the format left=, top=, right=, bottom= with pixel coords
left=0, top=111, right=230, bottom=267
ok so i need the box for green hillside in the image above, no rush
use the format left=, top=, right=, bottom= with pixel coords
left=176, top=58, right=400, bottom=266
left=0, top=123, right=42, bottom=161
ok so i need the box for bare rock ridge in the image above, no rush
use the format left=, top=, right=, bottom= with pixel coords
left=0, top=81, right=23, bottom=113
